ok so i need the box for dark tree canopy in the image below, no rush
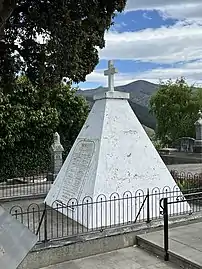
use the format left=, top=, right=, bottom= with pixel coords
left=1, top=0, right=126, bottom=91
left=0, top=0, right=16, bottom=33
left=0, top=76, right=89, bottom=179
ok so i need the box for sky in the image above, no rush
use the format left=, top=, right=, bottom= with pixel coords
left=78, top=0, right=202, bottom=90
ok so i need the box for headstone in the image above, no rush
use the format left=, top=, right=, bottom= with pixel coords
left=50, top=132, right=64, bottom=180
left=194, top=110, right=202, bottom=153
left=0, top=205, right=37, bottom=269
left=45, top=60, right=189, bottom=228
left=179, top=137, right=195, bottom=153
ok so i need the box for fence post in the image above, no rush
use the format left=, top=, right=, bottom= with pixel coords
left=146, top=188, right=150, bottom=223
left=163, top=198, right=169, bottom=261
left=44, top=202, right=48, bottom=243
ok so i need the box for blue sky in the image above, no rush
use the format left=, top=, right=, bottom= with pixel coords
left=79, top=1, right=202, bottom=90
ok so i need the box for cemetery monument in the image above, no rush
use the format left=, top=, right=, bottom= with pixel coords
left=50, top=132, right=64, bottom=180
left=45, top=60, right=189, bottom=228
left=194, top=110, right=202, bottom=153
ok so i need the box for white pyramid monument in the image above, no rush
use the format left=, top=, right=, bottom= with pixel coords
left=45, top=60, right=190, bottom=228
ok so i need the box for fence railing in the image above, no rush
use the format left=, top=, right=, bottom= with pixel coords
left=160, top=191, right=202, bottom=261
left=10, top=185, right=202, bottom=243
left=0, top=171, right=53, bottom=199
left=1, top=170, right=202, bottom=199
left=171, top=170, right=202, bottom=192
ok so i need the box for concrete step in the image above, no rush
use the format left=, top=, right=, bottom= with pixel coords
left=136, top=232, right=202, bottom=269
left=39, top=247, right=179, bottom=269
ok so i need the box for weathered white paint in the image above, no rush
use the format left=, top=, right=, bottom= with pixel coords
left=45, top=61, right=190, bottom=228
left=45, top=90, right=189, bottom=227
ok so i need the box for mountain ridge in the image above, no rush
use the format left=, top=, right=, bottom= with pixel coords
left=77, top=80, right=159, bottom=130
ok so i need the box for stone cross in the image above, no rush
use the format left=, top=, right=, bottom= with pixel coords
left=104, top=60, right=118, bottom=92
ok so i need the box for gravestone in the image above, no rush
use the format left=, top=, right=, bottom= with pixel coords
left=50, top=132, right=64, bottom=180
left=194, top=110, right=202, bottom=153
left=0, top=205, right=37, bottom=269
left=179, top=137, right=195, bottom=153
left=45, top=60, right=189, bottom=228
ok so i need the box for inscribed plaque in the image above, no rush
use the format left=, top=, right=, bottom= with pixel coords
left=56, top=139, right=95, bottom=203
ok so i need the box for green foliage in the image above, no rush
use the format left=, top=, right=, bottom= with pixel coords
left=151, top=138, right=164, bottom=150
left=48, top=84, right=89, bottom=155
left=150, top=78, right=202, bottom=146
left=177, top=180, right=198, bottom=193
left=0, top=76, right=89, bottom=180
left=0, top=0, right=126, bottom=180
left=142, top=125, right=155, bottom=139
left=1, top=0, right=126, bottom=90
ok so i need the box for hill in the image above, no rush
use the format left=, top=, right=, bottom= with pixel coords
left=77, top=80, right=159, bottom=130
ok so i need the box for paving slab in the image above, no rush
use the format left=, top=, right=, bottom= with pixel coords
left=40, top=246, right=178, bottom=269
left=138, top=222, right=202, bottom=267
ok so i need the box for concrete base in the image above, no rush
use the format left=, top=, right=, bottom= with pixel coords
left=194, top=147, right=202, bottom=153
left=18, top=213, right=202, bottom=269
left=194, top=140, right=202, bottom=153
left=137, top=222, right=202, bottom=269
left=40, top=247, right=177, bottom=269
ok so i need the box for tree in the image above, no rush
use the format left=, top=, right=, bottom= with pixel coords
left=0, top=1, right=16, bottom=33
left=48, top=83, right=89, bottom=154
left=1, top=0, right=126, bottom=91
left=0, top=76, right=89, bottom=179
left=150, top=78, right=201, bottom=146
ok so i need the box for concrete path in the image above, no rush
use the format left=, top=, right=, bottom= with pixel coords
left=138, top=222, right=202, bottom=267
left=41, top=246, right=178, bottom=269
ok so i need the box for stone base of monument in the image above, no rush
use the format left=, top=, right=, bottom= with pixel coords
left=194, top=140, right=202, bottom=153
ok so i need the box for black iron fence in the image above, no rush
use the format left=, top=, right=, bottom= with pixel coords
left=160, top=191, right=202, bottom=261
left=171, top=170, right=202, bottom=193
left=0, top=171, right=54, bottom=199
left=10, top=185, right=202, bottom=243
left=1, top=170, right=202, bottom=199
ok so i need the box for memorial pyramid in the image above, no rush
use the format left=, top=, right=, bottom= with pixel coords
left=45, top=61, right=189, bottom=228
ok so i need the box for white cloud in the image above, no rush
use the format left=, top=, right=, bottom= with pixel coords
left=82, top=59, right=202, bottom=89
left=82, top=1, right=202, bottom=88
left=135, top=60, right=202, bottom=86
left=99, top=23, right=202, bottom=64
left=84, top=69, right=135, bottom=87
left=142, top=12, right=152, bottom=20
left=125, top=1, right=202, bottom=22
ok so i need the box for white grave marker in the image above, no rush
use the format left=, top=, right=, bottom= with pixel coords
left=45, top=60, right=190, bottom=229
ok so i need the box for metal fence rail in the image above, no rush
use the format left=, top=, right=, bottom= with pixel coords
left=1, top=170, right=202, bottom=199
left=0, top=171, right=53, bottom=199
left=160, top=191, right=202, bottom=261
left=171, top=170, right=202, bottom=192
left=10, top=185, right=202, bottom=243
